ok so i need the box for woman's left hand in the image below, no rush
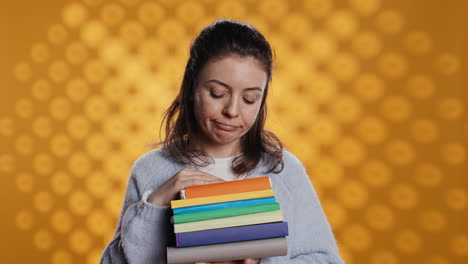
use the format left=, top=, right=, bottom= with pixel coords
left=194, top=258, right=260, bottom=264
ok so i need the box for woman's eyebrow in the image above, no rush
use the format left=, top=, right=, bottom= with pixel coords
left=206, top=79, right=263, bottom=92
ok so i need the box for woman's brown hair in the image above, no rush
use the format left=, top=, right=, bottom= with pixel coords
left=159, top=19, right=283, bottom=175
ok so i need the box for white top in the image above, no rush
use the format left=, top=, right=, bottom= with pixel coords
left=189, top=155, right=246, bottom=181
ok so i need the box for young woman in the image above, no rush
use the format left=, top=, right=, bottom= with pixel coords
left=100, top=19, right=344, bottom=264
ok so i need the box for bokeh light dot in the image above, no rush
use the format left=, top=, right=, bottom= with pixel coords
left=69, top=229, right=93, bottom=254
left=414, top=163, right=443, bottom=188
left=119, top=21, right=147, bottom=48
left=13, top=61, right=33, bottom=82
left=404, top=31, right=432, bottom=54
left=258, top=0, right=289, bottom=22
left=0, top=117, right=15, bottom=136
left=435, top=53, right=461, bottom=75
left=378, top=52, right=408, bottom=79
left=380, top=96, right=412, bottom=122
left=360, top=160, right=392, bottom=187
left=437, top=97, right=464, bottom=120
left=85, top=133, right=112, bottom=159
left=0, top=154, right=15, bottom=173
left=66, top=78, right=89, bottom=102
left=394, top=229, right=422, bottom=254
left=352, top=72, right=385, bottom=101
left=313, top=156, right=343, bottom=187
left=33, top=191, right=55, bottom=213
left=48, top=60, right=71, bottom=83
left=303, top=0, right=333, bottom=19
left=138, top=1, right=165, bottom=27
left=351, top=31, right=382, bottom=58
left=30, top=42, right=50, bottom=63
left=68, top=152, right=92, bottom=178
left=62, top=2, right=88, bottom=28
left=65, top=42, right=89, bottom=65
left=33, top=153, right=55, bottom=176
left=50, top=171, right=73, bottom=196
left=51, top=210, right=73, bottom=233
left=445, top=187, right=467, bottom=211
left=69, top=190, right=94, bottom=216
left=419, top=208, right=446, bottom=233
left=15, top=134, right=35, bottom=155
left=355, top=115, right=388, bottom=144
left=83, top=59, right=110, bottom=84
left=385, top=139, right=415, bottom=166
left=440, top=143, right=465, bottom=165
left=87, top=209, right=112, bottom=237
left=50, top=133, right=73, bottom=158
left=410, top=119, right=439, bottom=144
left=49, top=96, right=72, bottom=120
left=329, top=93, right=362, bottom=124
left=81, top=20, right=109, bottom=47
left=341, top=224, right=372, bottom=251
left=305, top=31, right=337, bottom=62
left=326, top=9, right=359, bottom=40
left=450, top=234, right=468, bottom=257
left=47, top=24, right=68, bottom=45
left=215, top=0, right=246, bottom=19
left=365, top=203, right=395, bottom=231
left=389, top=183, right=419, bottom=210
left=370, top=249, right=398, bottom=264
left=51, top=250, right=73, bottom=264
left=16, top=171, right=34, bottom=192
left=406, top=74, right=436, bottom=99
left=67, top=114, right=91, bottom=140
left=16, top=210, right=35, bottom=230
left=308, top=73, right=338, bottom=103
left=322, top=199, right=347, bottom=229
left=176, top=0, right=205, bottom=25
left=376, top=9, right=404, bottom=34
left=86, top=171, right=112, bottom=199
left=328, top=52, right=360, bottom=82
left=338, top=180, right=369, bottom=209
left=33, top=229, right=54, bottom=251
left=333, top=136, right=366, bottom=166
left=14, top=98, right=34, bottom=118
left=350, top=0, right=381, bottom=16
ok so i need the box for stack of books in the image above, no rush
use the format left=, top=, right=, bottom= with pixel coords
left=166, top=176, right=288, bottom=264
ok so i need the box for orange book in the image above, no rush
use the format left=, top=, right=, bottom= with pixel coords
left=181, top=176, right=272, bottom=199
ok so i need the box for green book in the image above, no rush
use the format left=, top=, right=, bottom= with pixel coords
left=172, top=203, right=280, bottom=224
left=174, top=210, right=283, bottom=233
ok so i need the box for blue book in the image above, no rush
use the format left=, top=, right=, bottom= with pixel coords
left=176, top=221, right=288, bottom=247
left=172, top=196, right=276, bottom=215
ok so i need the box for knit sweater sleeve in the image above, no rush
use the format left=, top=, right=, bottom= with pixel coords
left=260, top=151, right=345, bottom=264
left=99, top=157, right=173, bottom=264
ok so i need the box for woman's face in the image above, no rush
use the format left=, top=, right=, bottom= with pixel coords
left=193, top=55, right=267, bottom=155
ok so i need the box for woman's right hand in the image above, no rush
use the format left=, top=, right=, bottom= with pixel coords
left=148, top=168, right=224, bottom=207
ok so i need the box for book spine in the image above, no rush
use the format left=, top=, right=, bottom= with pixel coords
left=172, top=196, right=276, bottom=215
left=173, top=203, right=280, bottom=224
left=173, top=210, right=283, bottom=233
left=184, top=176, right=271, bottom=199
left=171, top=189, right=275, bottom=209
left=176, top=221, right=289, bottom=247
left=167, top=237, right=288, bottom=264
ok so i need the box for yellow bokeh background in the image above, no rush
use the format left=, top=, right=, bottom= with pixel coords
left=1, top=0, right=467, bottom=263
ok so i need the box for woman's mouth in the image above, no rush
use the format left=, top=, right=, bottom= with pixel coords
left=213, top=121, right=238, bottom=131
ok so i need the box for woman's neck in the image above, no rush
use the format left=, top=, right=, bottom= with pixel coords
left=192, top=138, right=241, bottom=159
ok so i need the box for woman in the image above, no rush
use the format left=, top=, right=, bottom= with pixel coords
left=100, top=19, right=344, bottom=264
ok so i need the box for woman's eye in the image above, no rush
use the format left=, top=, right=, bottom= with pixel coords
left=210, top=92, right=224, bottom=98
left=243, top=98, right=256, bottom=104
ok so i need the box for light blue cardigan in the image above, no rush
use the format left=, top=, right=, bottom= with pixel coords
left=100, top=147, right=345, bottom=264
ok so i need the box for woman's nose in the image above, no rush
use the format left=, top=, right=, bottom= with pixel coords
left=222, top=97, right=240, bottom=118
